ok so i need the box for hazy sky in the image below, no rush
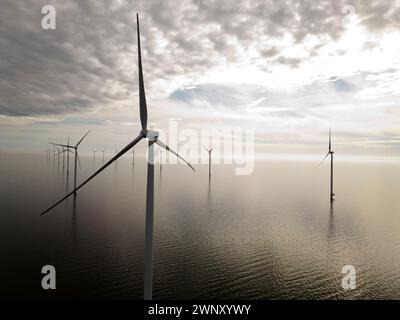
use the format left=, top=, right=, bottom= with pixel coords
left=0, top=0, right=399, bottom=158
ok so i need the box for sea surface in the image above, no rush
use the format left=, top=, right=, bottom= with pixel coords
left=1, top=153, right=400, bottom=299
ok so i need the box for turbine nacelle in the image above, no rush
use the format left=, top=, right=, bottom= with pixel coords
left=142, top=129, right=159, bottom=141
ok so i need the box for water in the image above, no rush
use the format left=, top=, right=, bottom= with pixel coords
left=1, top=153, right=400, bottom=299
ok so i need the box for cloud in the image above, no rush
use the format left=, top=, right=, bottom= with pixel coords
left=274, top=56, right=303, bottom=68
left=0, top=0, right=400, bottom=156
left=1, top=0, right=399, bottom=118
left=170, top=76, right=360, bottom=114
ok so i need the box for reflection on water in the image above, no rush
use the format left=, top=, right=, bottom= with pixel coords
left=0, top=153, right=400, bottom=299
left=328, top=203, right=335, bottom=240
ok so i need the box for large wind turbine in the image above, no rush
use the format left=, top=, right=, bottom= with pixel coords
left=40, top=14, right=195, bottom=300
left=203, top=146, right=214, bottom=177
left=49, top=130, right=90, bottom=192
left=319, top=129, right=335, bottom=202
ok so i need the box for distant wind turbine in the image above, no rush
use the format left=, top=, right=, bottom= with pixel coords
left=61, top=146, right=66, bottom=175
left=319, top=128, right=335, bottom=202
left=93, top=150, right=96, bottom=161
left=56, top=147, right=61, bottom=172
left=66, top=137, right=70, bottom=178
left=102, top=149, right=106, bottom=163
left=49, top=130, right=91, bottom=192
left=40, top=14, right=195, bottom=300
left=203, top=146, right=214, bottom=177
left=53, top=145, right=56, bottom=167
left=58, top=146, right=73, bottom=177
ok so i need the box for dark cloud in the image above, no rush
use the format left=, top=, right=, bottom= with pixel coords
left=275, top=56, right=303, bottom=68
left=0, top=0, right=399, bottom=117
left=357, top=1, right=400, bottom=31
left=258, top=46, right=280, bottom=58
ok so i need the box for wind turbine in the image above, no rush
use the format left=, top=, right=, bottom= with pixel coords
left=40, top=14, right=195, bottom=300
left=102, top=149, right=106, bottom=163
left=56, top=147, right=61, bottom=172
left=49, top=130, right=91, bottom=192
left=61, top=146, right=65, bottom=176
left=60, top=146, right=73, bottom=178
left=319, top=128, right=335, bottom=202
left=66, top=137, right=70, bottom=179
left=203, top=146, right=214, bottom=177
left=52, top=144, right=56, bottom=167
left=93, top=150, right=97, bottom=162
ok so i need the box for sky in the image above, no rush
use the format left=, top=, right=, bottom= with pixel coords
left=0, top=0, right=399, bottom=159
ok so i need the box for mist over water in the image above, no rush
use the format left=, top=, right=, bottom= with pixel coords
left=1, top=153, right=400, bottom=299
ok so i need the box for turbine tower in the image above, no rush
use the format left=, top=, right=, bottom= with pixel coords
left=53, top=144, right=56, bottom=167
left=49, top=130, right=91, bottom=192
left=319, top=129, right=335, bottom=202
left=56, top=147, right=61, bottom=172
left=40, top=14, right=195, bottom=300
left=58, top=145, right=73, bottom=178
left=61, top=146, right=66, bottom=175
left=203, top=146, right=214, bottom=177
left=66, top=137, right=70, bottom=178
left=159, top=149, right=164, bottom=173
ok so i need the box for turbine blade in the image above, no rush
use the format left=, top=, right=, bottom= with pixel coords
left=76, top=130, right=91, bottom=147
left=155, top=139, right=195, bottom=172
left=137, top=13, right=148, bottom=131
left=202, top=145, right=210, bottom=152
left=76, top=151, right=82, bottom=170
left=318, top=152, right=330, bottom=167
left=49, top=142, right=71, bottom=148
left=40, top=135, right=143, bottom=216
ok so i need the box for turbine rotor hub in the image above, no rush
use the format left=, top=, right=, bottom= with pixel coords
left=145, top=129, right=159, bottom=141
left=140, top=129, right=147, bottom=137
